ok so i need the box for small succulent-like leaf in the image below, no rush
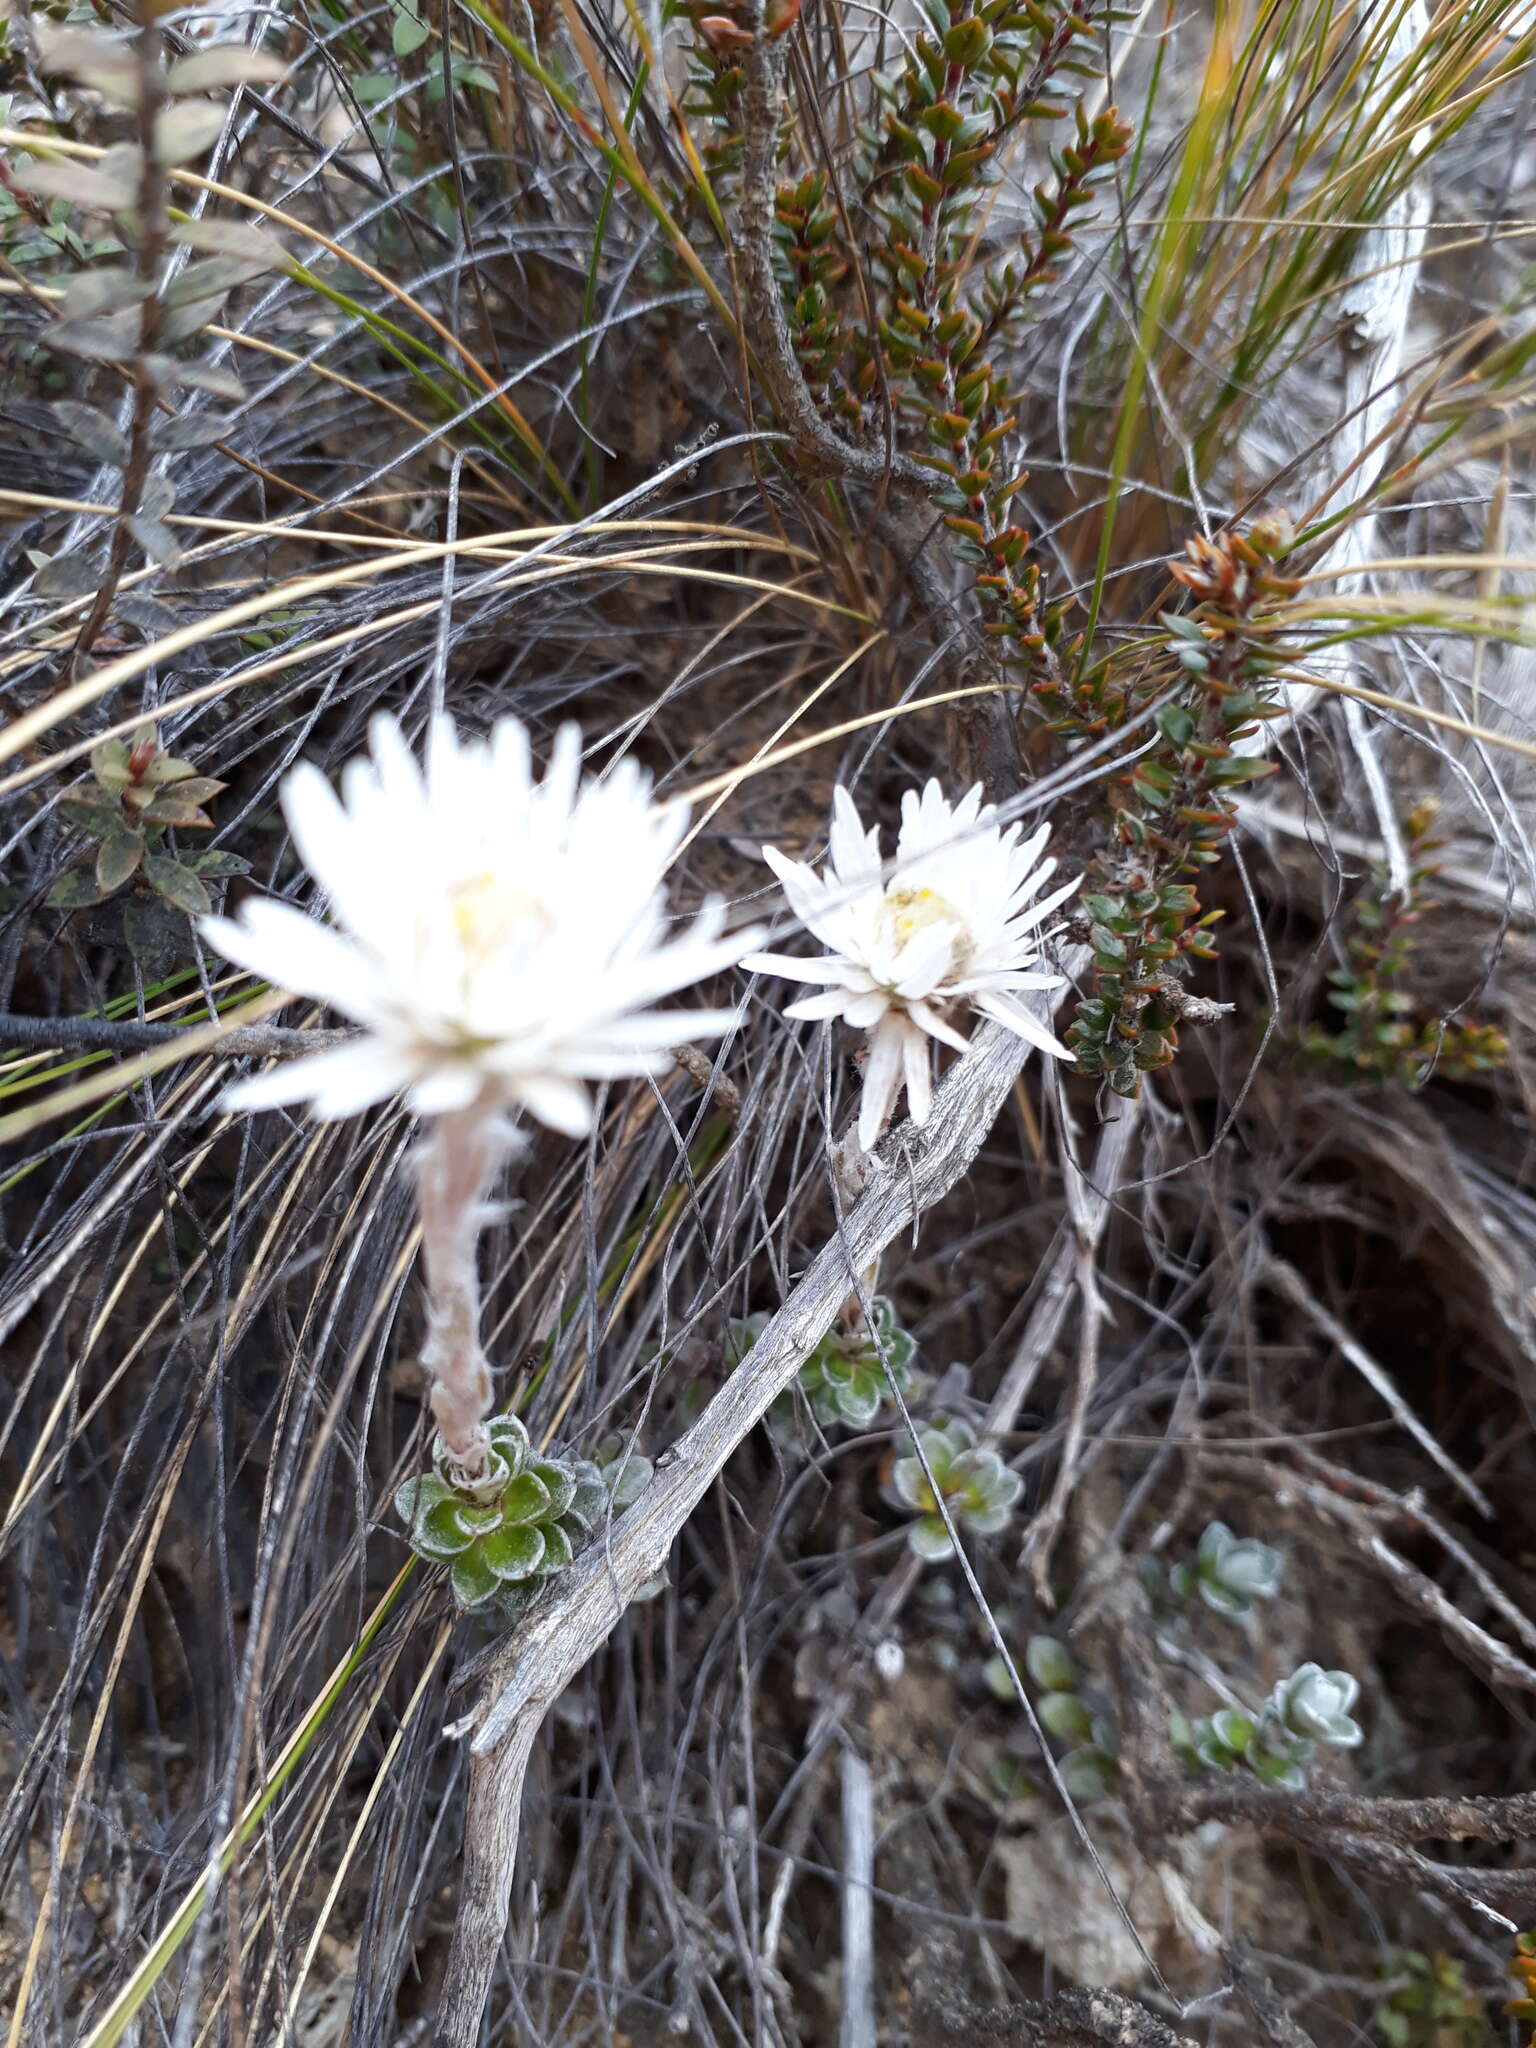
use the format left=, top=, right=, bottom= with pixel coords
left=907, top=1515, right=955, bottom=1563
left=395, top=1472, right=454, bottom=1524
left=480, top=1522, right=545, bottom=1581
left=530, top=1460, right=576, bottom=1519
left=456, top=1500, right=504, bottom=1537
left=539, top=1522, right=575, bottom=1571
left=1248, top=1746, right=1306, bottom=1791
left=839, top=1380, right=883, bottom=1428
left=96, top=826, right=143, bottom=896
left=1037, top=1690, right=1094, bottom=1744
left=499, top=1471, right=553, bottom=1525
left=1209, top=1709, right=1255, bottom=1756
left=450, top=1546, right=501, bottom=1608
left=414, top=1497, right=474, bottom=1559
left=890, top=1455, right=930, bottom=1511
left=1058, top=1747, right=1116, bottom=1802
left=487, top=1413, right=531, bottom=1474
left=188, top=850, right=252, bottom=878
left=1025, top=1638, right=1077, bottom=1693
left=566, top=1473, right=609, bottom=1531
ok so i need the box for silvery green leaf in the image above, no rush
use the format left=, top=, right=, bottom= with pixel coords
left=139, top=474, right=176, bottom=520
left=154, top=100, right=228, bottom=164
left=127, top=516, right=182, bottom=569
left=173, top=359, right=248, bottom=402
left=499, top=1471, right=553, bottom=1525
left=150, top=414, right=233, bottom=453
left=172, top=217, right=284, bottom=268
left=839, top=1380, right=883, bottom=1428
left=14, top=157, right=136, bottom=211
left=962, top=1498, right=1017, bottom=1537
left=1025, top=1636, right=1076, bottom=1693
left=393, top=6, right=431, bottom=56
left=450, top=1546, right=500, bottom=1607
left=530, top=1460, right=575, bottom=1520
left=1058, top=1747, right=1115, bottom=1802
left=891, top=1455, right=929, bottom=1511
left=908, top=1515, right=954, bottom=1563
left=540, top=1521, right=575, bottom=1570
left=982, top=1655, right=1014, bottom=1703
left=158, top=297, right=230, bottom=347
left=487, top=1413, right=531, bottom=1474
left=167, top=47, right=289, bottom=93
left=165, top=255, right=268, bottom=306
left=34, top=553, right=100, bottom=600
left=1037, top=1690, right=1093, bottom=1744
left=62, top=266, right=154, bottom=318
left=481, top=1522, right=544, bottom=1581
left=52, top=401, right=129, bottom=466
left=189, top=850, right=252, bottom=878
left=48, top=312, right=142, bottom=363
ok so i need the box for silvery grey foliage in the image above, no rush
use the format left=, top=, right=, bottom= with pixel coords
left=890, top=1416, right=1023, bottom=1561
left=1176, top=1663, right=1364, bottom=1791
left=1169, top=1520, right=1284, bottom=1617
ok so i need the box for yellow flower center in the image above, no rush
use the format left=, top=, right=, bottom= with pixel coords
left=884, top=883, right=964, bottom=951
left=448, top=872, right=551, bottom=961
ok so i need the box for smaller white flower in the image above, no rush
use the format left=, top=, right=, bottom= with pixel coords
left=747, top=781, right=1077, bottom=1150
left=202, top=714, right=761, bottom=1134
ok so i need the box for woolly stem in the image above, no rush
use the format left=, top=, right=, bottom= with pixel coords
left=414, top=1095, right=503, bottom=1487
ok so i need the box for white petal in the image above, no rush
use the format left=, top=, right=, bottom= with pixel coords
left=200, top=903, right=383, bottom=1022
left=973, top=991, right=1075, bottom=1062
left=762, top=843, right=832, bottom=932
left=857, top=1017, right=907, bottom=1151
left=514, top=1073, right=594, bottom=1136
left=221, top=1036, right=412, bottom=1118
left=1005, top=873, right=1081, bottom=934
left=903, top=1026, right=933, bottom=1126
left=744, top=951, right=855, bottom=987
left=843, top=990, right=892, bottom=1028
left=785, top=989, right=855, bottom=1022
left=906, top=999, right=970, bottom=1054
left=828, top=786, right=882, bottom=888
left=406, top=1065, right=488, bottom=1116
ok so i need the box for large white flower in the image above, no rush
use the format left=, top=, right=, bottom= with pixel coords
left=203, top=714, right=761, bottom=1134
left=747, top=781, right=1078, bottom=1149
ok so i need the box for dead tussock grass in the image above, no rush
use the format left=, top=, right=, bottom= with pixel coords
left=0, top=0, right=1534, bottom=2043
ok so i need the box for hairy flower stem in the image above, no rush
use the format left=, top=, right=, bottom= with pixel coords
left=415, top=1097, right=504, bottom=1487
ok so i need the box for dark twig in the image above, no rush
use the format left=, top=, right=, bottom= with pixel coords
left=0, top=1009, right=351, bottom=1060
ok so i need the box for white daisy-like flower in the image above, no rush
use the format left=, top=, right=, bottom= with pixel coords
left=203, top=714, right=761, bottom=1134
left=746, top=781, right=1078, bottom=1150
